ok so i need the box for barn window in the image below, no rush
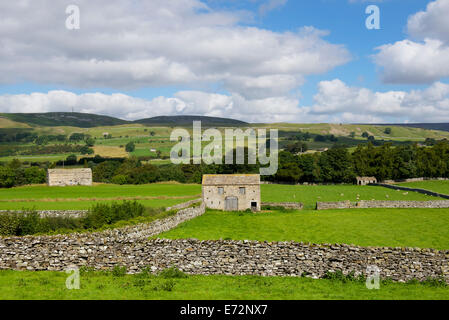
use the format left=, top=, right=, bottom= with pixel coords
left=239, top=187, right=246, bottom=195
left=218, top=187, right=224, bottom=195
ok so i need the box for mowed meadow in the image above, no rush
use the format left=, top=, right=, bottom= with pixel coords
left=0, top=183, right=438, bottom=210
left=1, top=182, right=449, bottom=300
left=157, top=183, right=449, bottom=250
left=0, top=183, right=202, bottom=210
left=397, top=180, right=449, bottom=195
left=2, top=270, right=449, bottom=300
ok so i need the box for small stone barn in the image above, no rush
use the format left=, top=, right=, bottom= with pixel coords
left=47, top=168, right=93, bottom=187
left=202, top=174, right=261, bottom=212
left=356, top=176, right=377, bottom=186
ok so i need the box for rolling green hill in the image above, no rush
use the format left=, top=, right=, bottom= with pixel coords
left=135, top=115, right=248, bottom=127
left=1, top=112, right=130, bottom=128
left=1, top=113, right=247, bottom=128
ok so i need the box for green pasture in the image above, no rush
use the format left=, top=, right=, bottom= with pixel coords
left=397, top=180, right=449, bottom=195
left=0, top=183, right=440, bottom=211
left=0, top=184, right=201, bottom=201
left=260, top=184, right=440, bottom=209
left=0, top=198, right=197, bottom=211
left=158, top=208, right=449, bottom=250
left=0, top=270, right=447, bottom=300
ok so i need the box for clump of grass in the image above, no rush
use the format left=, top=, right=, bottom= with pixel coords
left=158, top=267, right=188, bottom=279
left=112, top=266, right=127, bottom=277
left=323, top=270, right=365, bottom=283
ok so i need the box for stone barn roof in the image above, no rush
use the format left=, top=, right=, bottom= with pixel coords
left=202, top=174, right=260, bottom=186
left=356, top=176, right=377, bottom=181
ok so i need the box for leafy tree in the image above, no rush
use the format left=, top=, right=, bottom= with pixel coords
left=0, top=166, right=15, bottom=188
left=80, top=146, right=94, bottom=155
left=85, top=137, right=95, bottom=147
left=69, top=133, right=85, bottom=143
left=384, top=127, right=392, bottom=135
left=125, top=142, right=136, bottom=152
left=65, top=154, right=78, bottom=165
left=24, top=167, right=46, bottom=184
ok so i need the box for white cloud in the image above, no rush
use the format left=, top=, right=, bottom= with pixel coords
left=2, top=81, right=449, bottom=124
left=0, top=90, right=305, bottom=123
left=407, top=0, right=449, bottom=44
left=374, top=0, right=449, bottom=84
left=374, top=39, right=449, bottom=84
left=0, top=0, right=350, bottom=100
left=258, top=0, right=287, bottom=16
left=309, top=79, right=449, bottom=123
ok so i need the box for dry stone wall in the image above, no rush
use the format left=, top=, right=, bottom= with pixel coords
left=165, top=199, right=202, bottom=211
left=0, top=210, right=88, bottom=219
left=1, top=202, right=448, bottom=283
left=262, top=202, right=304, bottom=210
left=316, top=201, right=352, bottom=210
left=317, top=200, right=449, bottom=210
left=1, top=237, right=448, bottom=283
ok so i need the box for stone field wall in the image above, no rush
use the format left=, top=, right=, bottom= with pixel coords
left=0, top=210, right=88, bottom=219
left=317, top=200, right=449, bottom=210
left=1, top=202, right=448, bottom=283
left=262, top=202, right=304, bottom=210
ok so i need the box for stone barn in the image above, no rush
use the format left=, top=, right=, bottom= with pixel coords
left=47, top=168, right=93, bottom=187
left=356, top=176, right=377, bottom=186
left=202, top=174, right=261, bottom=212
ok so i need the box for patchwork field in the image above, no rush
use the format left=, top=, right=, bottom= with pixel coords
left=1, top=270, right=448, bottom=300
left=397, top=180, right=449, bottom=195
left=158, top=209, right=449, bottom=250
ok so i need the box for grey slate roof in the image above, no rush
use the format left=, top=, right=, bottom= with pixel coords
left=202, top=174, right=260, bottom=185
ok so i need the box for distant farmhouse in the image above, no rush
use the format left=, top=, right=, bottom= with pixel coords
left=47, top=168, right=93, bottom=187
left=356, top=176, right=377, bottom=186
left=202, top=174, right=261, bottom=212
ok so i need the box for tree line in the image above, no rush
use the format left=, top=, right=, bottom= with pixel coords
left=1, top=141, right=448, bottom=187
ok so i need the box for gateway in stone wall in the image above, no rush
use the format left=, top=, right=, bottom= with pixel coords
left=47, top=168, right=93, bottom=186
left=202, top=174, right=261, bottom=211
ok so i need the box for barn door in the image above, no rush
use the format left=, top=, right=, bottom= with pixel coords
left=225, top=197, right=238, bottom=211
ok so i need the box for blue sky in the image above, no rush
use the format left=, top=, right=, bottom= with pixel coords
left=1, top=0, right=449, bottom=123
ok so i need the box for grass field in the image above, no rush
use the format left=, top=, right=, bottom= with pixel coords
left=0, top=198, right=198, bottom=210
left=0, top=184, right=201, bottom=200
left=0, top=183, right=439, bottom=211
left=158, top=209, right=449, bottom=250
left=260, top=184, right=440, bottom=209
left=0, top=184, right=201, bottom=210
left=398, top=180, right=449, bottom=195
left=0, top=270, right=447, bottom=300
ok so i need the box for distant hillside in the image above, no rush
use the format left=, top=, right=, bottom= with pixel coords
left=135, top=115, right=248, bottom=127
left=0, top=112, right=248, bottom=128
left=377, top=123, right=449, bottom=133
left=1, top=112, right=130, bottom=128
